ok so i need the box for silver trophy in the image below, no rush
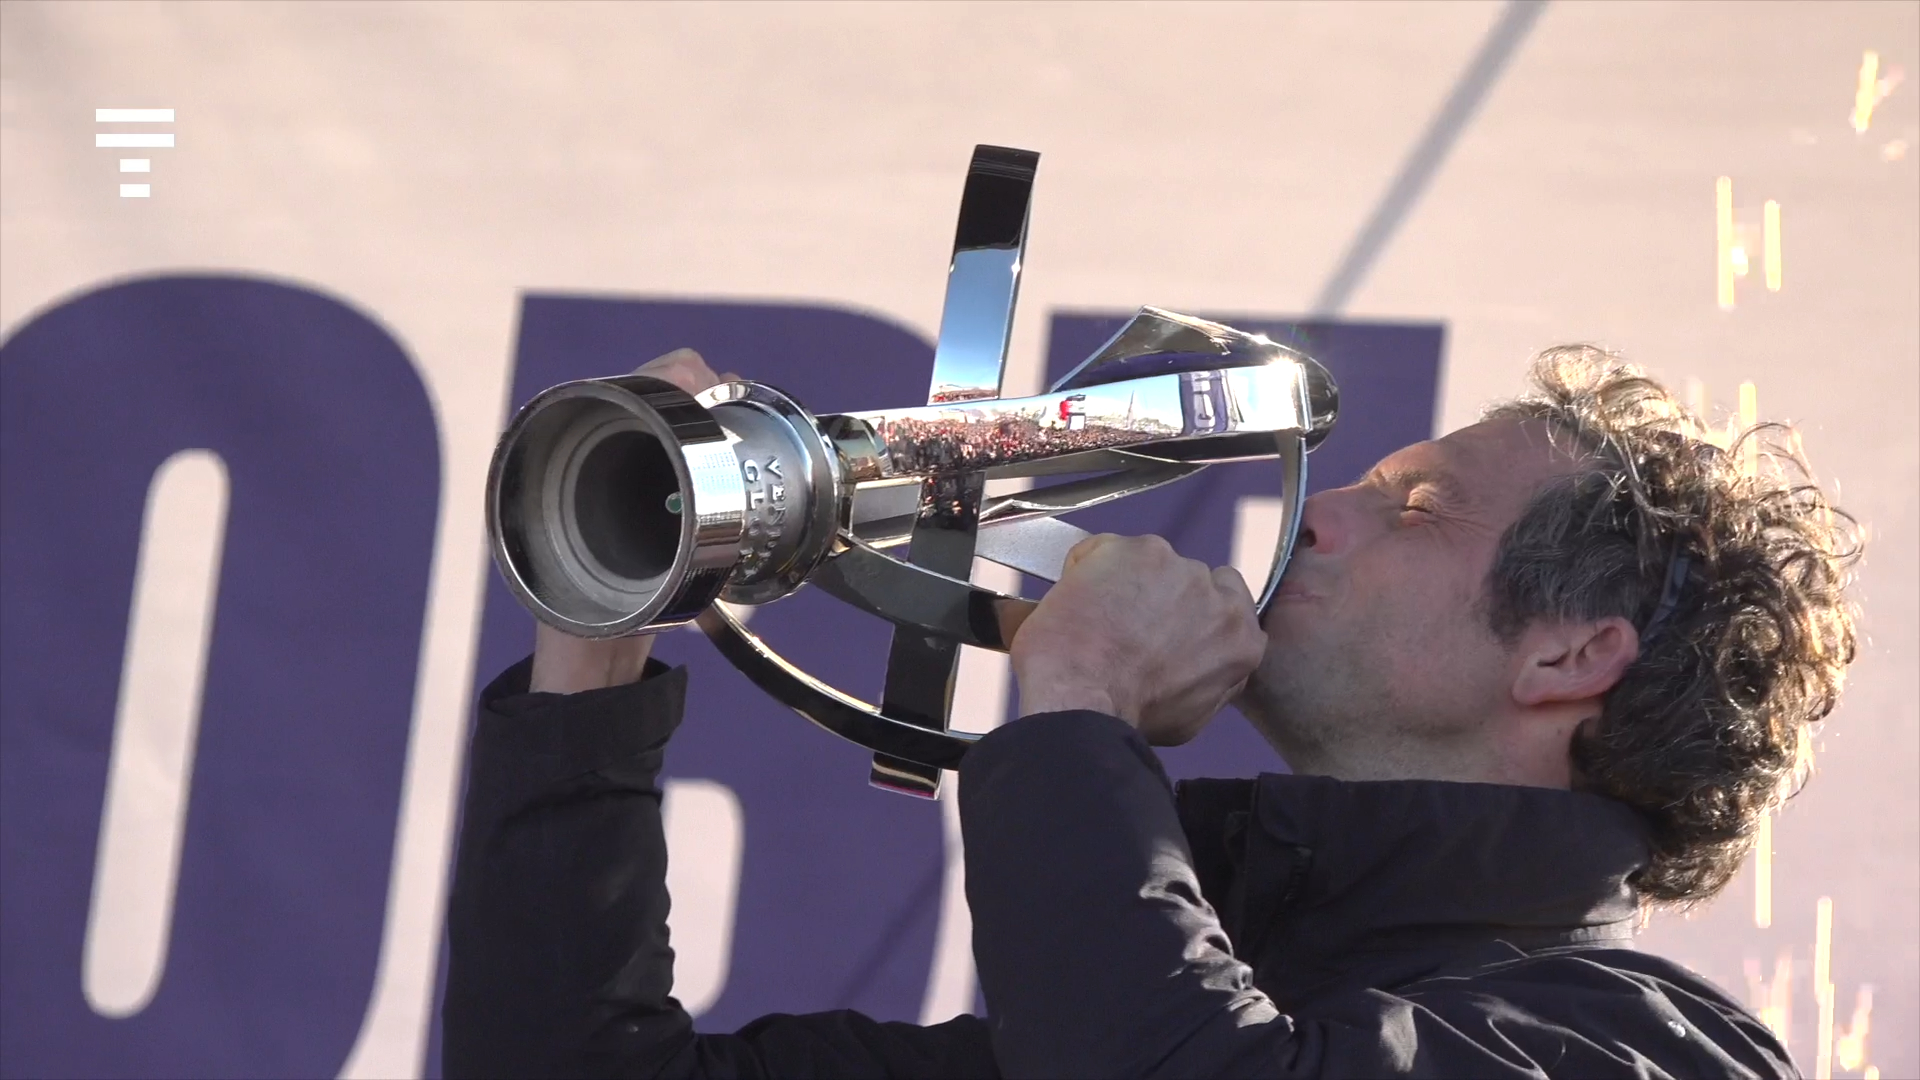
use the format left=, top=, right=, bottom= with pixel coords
left=486, top=145, right=1339, bottom=796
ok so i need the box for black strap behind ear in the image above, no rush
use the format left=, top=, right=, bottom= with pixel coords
left=1640, top=550, right=1693, bottom=643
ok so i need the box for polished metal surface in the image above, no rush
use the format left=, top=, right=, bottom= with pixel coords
left=488, top=374, right=747, bottom=638
left=697, top=382, right=845, bottom=606
left=696, top=603, right=982, bottom=771
left=926, top=147, right=1037, bottom=405
left=484, top=144, right=1340, bottom=782
left=487, top=375, right=851, bottom=637
left=814, top=538, right=1030, bottom=651
left=873, top=145, right=1038, bottom=798
left=970, top=516, right=1092, bottom=584
left=688, top=329, right=1329, bottom=776
left=1254, top=434, right=1310, bottom=611
left=485, top=355, right=1316, bottom=633
left=833, top=360, right=1315, bottom=477
left=850, top=460, right=1199, bottom=553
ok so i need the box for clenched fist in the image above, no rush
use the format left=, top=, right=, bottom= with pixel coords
left=528, top=348, right=734, bottom=694
left=1007, top=534, right=1267, bottom=746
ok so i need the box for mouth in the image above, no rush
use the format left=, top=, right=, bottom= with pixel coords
left=1272, top=581, right=1319, bottom=603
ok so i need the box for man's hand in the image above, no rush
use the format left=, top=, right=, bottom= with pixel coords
left=527, top=348, right=733, bottom=694
left=1007, top=533, right=1266, bottom=746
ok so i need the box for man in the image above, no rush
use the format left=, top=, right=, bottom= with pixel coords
left=444, top=344, right=1859, bottom=1078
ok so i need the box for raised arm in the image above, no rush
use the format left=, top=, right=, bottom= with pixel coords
left=444, top=347, right=994, bottom=1078
left=441, top=655, right=996, bottom=1079
left=441, top=654, right=681, bottom=1077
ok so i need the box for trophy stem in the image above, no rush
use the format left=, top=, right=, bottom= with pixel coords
left=872, top=144, right=1038, bottom=798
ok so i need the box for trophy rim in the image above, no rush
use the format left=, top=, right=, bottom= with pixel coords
left=486, top=376, right=737, bottom=639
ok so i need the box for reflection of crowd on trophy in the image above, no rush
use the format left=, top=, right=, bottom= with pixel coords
left=876, top=407, right=1165, bottom=473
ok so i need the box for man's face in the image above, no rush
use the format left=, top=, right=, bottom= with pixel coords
left=1242, top=418, right=1575, bottom=775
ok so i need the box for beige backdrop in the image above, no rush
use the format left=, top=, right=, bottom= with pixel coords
left=3, top=1, right=1915, bottom=1077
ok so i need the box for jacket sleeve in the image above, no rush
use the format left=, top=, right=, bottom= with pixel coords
left=956, top=712, right=1789, bottom=1080
left=441, top=656, right=997, bottom=1080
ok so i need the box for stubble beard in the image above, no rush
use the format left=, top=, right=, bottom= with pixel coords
left=1242, top=627, right=1404, bottom=776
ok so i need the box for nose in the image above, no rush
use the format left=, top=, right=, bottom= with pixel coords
left=1294, top=491, right=1328, bottom=552
left=1294, top=487, right=1363, bottom=556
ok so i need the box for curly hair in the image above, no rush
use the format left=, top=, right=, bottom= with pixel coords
left=1480, top=346, right=1861, bottom=908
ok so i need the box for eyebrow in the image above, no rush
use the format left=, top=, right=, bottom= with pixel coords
left=1361, top=464, right=1473, bottom=506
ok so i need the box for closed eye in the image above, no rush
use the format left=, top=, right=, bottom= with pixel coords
left=1362, top=464, right=1467, bottom=517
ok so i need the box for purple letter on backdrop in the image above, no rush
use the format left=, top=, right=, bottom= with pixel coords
left=0, top=276, right=439, bottom=1079
left=1, top=281, right=1440, bottom=1079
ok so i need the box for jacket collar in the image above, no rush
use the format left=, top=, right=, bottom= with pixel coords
left=1176, top=772, right=1648, bottom=1008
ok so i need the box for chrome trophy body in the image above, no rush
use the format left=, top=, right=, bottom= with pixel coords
left=486, top=145, right=1339, bottom=796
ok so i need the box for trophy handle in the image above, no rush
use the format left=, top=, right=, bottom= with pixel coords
left=697, top=603, right=981, bottom=771
left=698, top=433, right=1310, bottom=771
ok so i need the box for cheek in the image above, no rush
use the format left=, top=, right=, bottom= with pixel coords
left=1397, top=560, right=1510, bottom=689
left=1348, top=550, right=1489, bottom=655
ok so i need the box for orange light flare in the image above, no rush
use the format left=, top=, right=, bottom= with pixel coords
left=1715, top=181, right=1782, bottom=308
left=1745, top=953, right=1794, bottom=1049
left=1852, top=51, right=1881, bottom=133
left=1836, top=985, right=1874, bottom=1074
left=1851, top=51, right=1905, bottom=135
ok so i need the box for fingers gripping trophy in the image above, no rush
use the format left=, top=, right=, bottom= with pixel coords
left=485, top=145, right=1340, bottom=797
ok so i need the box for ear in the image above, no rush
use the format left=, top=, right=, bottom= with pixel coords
left=1511, top=616, right=1639, bottom=708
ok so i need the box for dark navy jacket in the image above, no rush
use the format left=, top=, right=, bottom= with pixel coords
left=442, top=658, right=1795, bottom=1078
